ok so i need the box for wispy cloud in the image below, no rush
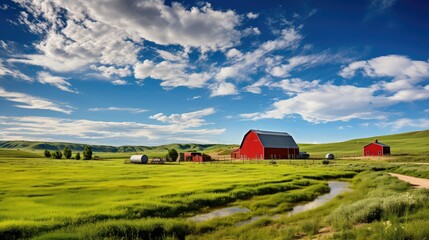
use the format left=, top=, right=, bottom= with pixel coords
left=0, top=87, right=73, bottom=114
left=88, top=107, right=147, bottom=113
left=376, top=118, right=429, bottom=130
left=37, top=71, right=77, bottom=93
left=367, top=0, right=397, bottom=18
left=0, top=109, right=224, bottom=145
left=0, top=61, right=31, bottom=81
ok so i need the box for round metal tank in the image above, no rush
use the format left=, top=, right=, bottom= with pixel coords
left=130, top=155, right=149, bottom=164
left=325, top=153, right=335, bottom=160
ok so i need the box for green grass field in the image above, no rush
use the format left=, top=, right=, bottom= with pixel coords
left=1, top=130, right=429, bottom=239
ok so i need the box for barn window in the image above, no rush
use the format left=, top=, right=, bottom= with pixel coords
left=378, top=151, right=381, bottom=155
left=366, top=151, right=369, bottom=155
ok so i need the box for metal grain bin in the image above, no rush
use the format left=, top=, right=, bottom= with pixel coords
left=130, top=155, right=149, bottom=164
left=325, top=153, right=335, bottom=160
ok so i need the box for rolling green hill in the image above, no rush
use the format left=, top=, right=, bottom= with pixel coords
left=0, top=129, right=427, bottom=159
left=300, top=129, right=429, bottom=157
left=0, top=140, right=238, bottom=157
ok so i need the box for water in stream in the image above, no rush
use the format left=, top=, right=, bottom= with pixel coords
left=187, top=181, right=350, bottom=224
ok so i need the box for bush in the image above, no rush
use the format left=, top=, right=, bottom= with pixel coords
left=83, top=146, right=92, bottom=160
left=43, top=150, right=51, bottom=158
left=166, top=149, right=178, bottom=161
left=322, top=159, right=330, bottom=165
left=75, top=152, right=81, bottom=160
left=63, top=146, right=72, bottom=159
left=51, top=151, right=62, bottom=159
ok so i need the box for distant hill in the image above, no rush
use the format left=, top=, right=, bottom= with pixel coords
left=1, top=129, right=427, bottom=158
left=300, top=129, right=429, bottom=157
left=0, top=140, right=238, bottom=155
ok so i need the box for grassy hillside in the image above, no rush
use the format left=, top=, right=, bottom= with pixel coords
left=0, top=140, right=238, bottom=155
left=300, top=129, right=429, bottom=157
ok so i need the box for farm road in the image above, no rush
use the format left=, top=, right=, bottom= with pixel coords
left=389, top=173, right=429, bottom=189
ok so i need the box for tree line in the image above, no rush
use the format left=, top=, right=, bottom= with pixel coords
left=44, top=146, right=92, bottom=160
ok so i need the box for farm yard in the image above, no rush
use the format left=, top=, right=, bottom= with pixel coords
left=1, top=145, right=429, bottom=239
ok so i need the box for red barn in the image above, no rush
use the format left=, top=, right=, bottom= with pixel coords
left=179, top=152, right=211, bottom=162
left=363, top=139, right=390, bottom=156
left=231, top=130, right=299, bottom=160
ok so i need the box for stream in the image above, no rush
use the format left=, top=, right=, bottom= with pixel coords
left=187, top=181, right=350, bottom=225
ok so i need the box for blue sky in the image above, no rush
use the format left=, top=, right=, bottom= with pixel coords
left=0, top=0, right=428, bottom=146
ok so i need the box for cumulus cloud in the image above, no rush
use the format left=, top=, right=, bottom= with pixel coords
left=37, top=71, right=77, bottom=93
left=134, top=60, right=211, bottom=88
left=0, top=113, right=225, bottom=145
left=88, top=107, right=147, bottom=113
left=271, top=78, right=320, bottom=94
left=112, top=80, right=127, bottom=85
left=247, top=12, right=259, bottom=19
left=12, top=0, right=241, bottom=74
left=90, top=65, right=131, bottom=78
left=0, top=87, right=73, bottom=114
left=215, top=27, right=302, bottom=81
left=243, top=78, right=271, bottom=94
left=209, top=82, right=238, bottom=97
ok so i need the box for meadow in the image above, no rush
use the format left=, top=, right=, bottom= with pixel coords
left=1, top=129, right=429, bottom=239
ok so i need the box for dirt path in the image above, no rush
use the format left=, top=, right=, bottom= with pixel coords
left=389, top=173, right=429, bottom=188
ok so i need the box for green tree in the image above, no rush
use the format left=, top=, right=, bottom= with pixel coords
left=167, top=149, right=178, bottom=161
left=52, top=151, right=62, bottom=159
left=75, top=152, right=81, bottom=160
left=83, top=146, right=92, bottom=160
left=63, top=146, right=72, bottom=159
left=43, top=149, right=51, bottom=158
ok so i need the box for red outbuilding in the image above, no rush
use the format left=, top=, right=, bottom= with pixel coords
left=363, top=139, right=390, bottom=156
left=231, top=129, right=299, bottom=160
left=179, top=152, right=211, bottom=162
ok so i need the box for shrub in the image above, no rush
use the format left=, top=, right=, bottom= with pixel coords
left=51, top=151, right=62, bottom=159
left=167, top=149, right=178, bottom=161
left=43, top=150, right=51, bottom=158
left=75, top=152, right=81, bottom=160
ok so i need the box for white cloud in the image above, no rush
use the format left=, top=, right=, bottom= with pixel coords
left=209, top=82, right=238, bottom=97
left=88, top=107, right=147, bottom=113
left=240, top=63, right=429, bottom=123
left=0, top=61, right=32, bottom=81
left=240, top=83, right=390, bottom=123
left=215, top=27, right=302, bottom=81
left=37, top=71, right=77, bottom=93
left=187, top=95, right=201, bottom=100
left=0, top=114, right=225, bottom=145
left=149, top=107, right=215, bottom=128
left=13, top=0, right=241, bottom=58
left=111, top=80, right=127, bottom=85
left=243, top=78, right=271, bottom=94
left=156, top=50, right=187, bottom=62
left=247, top=12, right=259, bottom=19
left=134, top=60, right=211, bottom=88
left=225, top=48, right=243, bottom=59
left=271, top=78, right=320, bottom=94
left=269, top=54, right=331, bottom=77
left=340, top=55, right=429, bottom=82
left=0, top=87, right=73, bottom=114
left=90, top=65, right=131, bottom=78
left=377, top=118, right=429, bottom=130
left=243, top=27, right=261, bottom=36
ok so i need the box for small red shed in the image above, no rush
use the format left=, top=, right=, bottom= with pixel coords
left=363, top=139, right=390, bottom=156
left=232, top=129, right=299, bottom=160
left=179, top=152, right=211, bottom=162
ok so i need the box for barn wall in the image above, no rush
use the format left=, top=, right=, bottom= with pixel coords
left=265, top=148, right=299, bottom=159
left=363, top=144, right=384, bottom=156
left=240, top=131, right=264, bottom=159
